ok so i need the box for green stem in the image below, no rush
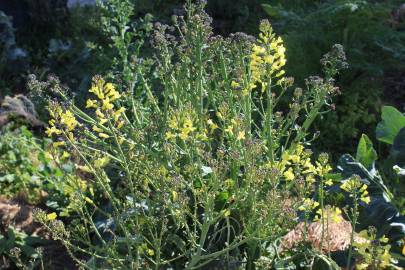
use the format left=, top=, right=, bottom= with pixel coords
left=346, top=194, right=358, bottom=269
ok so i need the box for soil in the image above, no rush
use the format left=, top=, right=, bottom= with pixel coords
left=0, top=197, right=77, bottom=270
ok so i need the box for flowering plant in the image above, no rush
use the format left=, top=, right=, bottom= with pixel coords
left=30, top=2, right=394, bottom=269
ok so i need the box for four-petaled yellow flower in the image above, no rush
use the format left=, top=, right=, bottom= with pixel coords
left=86, top=99, right=97, bottom=108
left=283, top=168, right=295, bottom=181
left=236, top=130, right=245, bottom=141
left=47, top=212, right=57, bottom=221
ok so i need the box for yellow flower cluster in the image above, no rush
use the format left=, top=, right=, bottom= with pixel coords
left=249, top=20, right=286, bottom=92
left=340, top=176, right=371, bottom=204
left=273, top=145, right=333, bottom=185
left=222, top=118, right=245, bottom=141
left=354, top=229, right=392, bottom=269
left=45, top=106, right=78, bottom=141
left=298, top=198, right=319, bottom=212
left=165, top=112, right=207, bottom=142
left=86, top=77, right=126, bottom=139
left=86, top=78, right=121, bottom=110
left=313, top=206, right=342, bottom=223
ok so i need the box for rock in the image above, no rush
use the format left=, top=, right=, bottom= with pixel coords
left=280, top=213, right=366, bottom=253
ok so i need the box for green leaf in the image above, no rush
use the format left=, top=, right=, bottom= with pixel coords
left=376, top=106, right=405, bottom=145
left=356, top=134, right=377, bottom=169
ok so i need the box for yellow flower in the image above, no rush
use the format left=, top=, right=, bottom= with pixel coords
left=298, top=198, right=319, bottom=211
left=231, top=81, right=240, bottom=88
left=46, top=106, right=78, bottom=140
left=324, top=178, right=333, bottom=186
left=95, top=109, right=105, bottom=119
left=183, top=118, right=195, bottom=130
left=361, top=196, right=371, bottom=204
left=94, top=156, right=110, bottom=168
left=102, top=97, right=114, bottom=110
left=216, top=111, right=224, bottom=120
left=52, top=141, right=65, bottom=148
left=117, top=121, right=124, bottom=129
left=105, top=83, right=120, bottom=101
left=341, top=177, right=371, bottom=204
left=86, top=99, right=98, bottom=108
left=76, top=164, right=92, bottom=173
left=85, top=197, right=95, bottom=205
left=172, top=191, right=178, bottom=201
left=88, top=78, right=121, bottom=113
left=60, top=110, right=78, bottom=131
left=236, top=130, right=245, bottom=141
left=92, top=125, right=104, bottom=133
left=283, top=168, right=295, bottom=181
left=356, top=263, right=368, bottom=270
left=252, top=44, right=266, bottom=54
left=224, top=125, right=233, bottom=135
left=306, top=175, right=315, bottom=185
left=314, top=207, right=342, bottom=223
left=99, top=118, right=108, bottom=125
left=168, top=118, right=178, bottom=129
left=114, top=107, right=126, bottom=122
left=99, top=133, right=110, bottom=139
left=290, top=154, right=300, bottom=163
left=165, top=131, right=176, bottom=140
left=89, top=85, right=104, bottom=99
left=47, top=212, right=57, bottom=221
left=379, top=249, right=391, bottom=268
left=178, top=118, right=196, bottom=140
left=61, top=151, right=70, bottom=159
left=207, top=119, right=218, bottom=131
left=179, top=130, right=189, bottom=140
left=45, top=126, right=62, bottom=137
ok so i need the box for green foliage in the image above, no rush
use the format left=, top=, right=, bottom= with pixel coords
left=0, top=227, right=46, bottom=270
left=376, top=106, right=405, bottom=145
left=356, top=134, right=377, bottom=170
left=335, top=106, right=405, bottom=267
left=0, top=125, right=46, bottom=202
left=372, top=106, right=405, bottom=217
left=0, top=123, right=81, bottom=215
left=94, top=0, right=153, bottom=84
left=262, top=0, right=405, bottom=156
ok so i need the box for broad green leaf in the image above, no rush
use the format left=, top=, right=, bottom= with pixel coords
left=376, top=106, right=405, bottom=144
left=356, top=134, right=377, bottom=169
